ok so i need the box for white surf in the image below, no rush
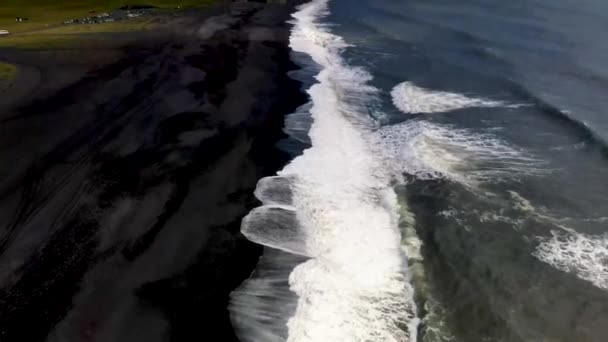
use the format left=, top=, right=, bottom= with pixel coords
left=509, top=191, right=608, bottom=292
left=230, top=1, right=419, bottom=342
left=391, top=81, right=521, bottom=114
left=376, top=120, right=541, bottom=187
left=535, top=231, right=608, bottom=291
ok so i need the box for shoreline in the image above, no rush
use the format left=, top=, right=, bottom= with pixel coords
left=0, top=1, right=306, bottom=341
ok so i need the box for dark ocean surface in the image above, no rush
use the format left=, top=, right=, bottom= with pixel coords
left=231, top=0, right=608, bottom=341
left=331, top=0, right=608, bottom=340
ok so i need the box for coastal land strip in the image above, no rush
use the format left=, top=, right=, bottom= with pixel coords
left=0, top=1, right=306, bottom=341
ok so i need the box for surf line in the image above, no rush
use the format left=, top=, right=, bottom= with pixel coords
left=231, top=0, right=420, bottom=341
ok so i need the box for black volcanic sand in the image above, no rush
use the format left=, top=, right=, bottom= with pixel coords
left=0, top=1, right=306, bottom=341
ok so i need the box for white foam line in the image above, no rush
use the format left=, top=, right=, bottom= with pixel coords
left=235, top=0, right=420, bottom=341
left=391, top=81, right=522, bottom=114
left=286, top=1, right=419, bottom=340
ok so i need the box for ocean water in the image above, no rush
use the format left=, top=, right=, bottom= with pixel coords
left=230, top=0, right=608, bottom=341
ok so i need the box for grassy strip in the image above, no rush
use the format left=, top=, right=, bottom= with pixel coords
left=0, top=61, right=17, bottom=80
left=0, top=61, right=17, bottom=92
left=0, top=1, right=216, bottom=49
left=0, top=0, right=214, bottom=33
left=0, top=33, right=94, bottom=50
left=0, top=19, right=154, bottom=49
left=32, top=19, right=152, bottom=34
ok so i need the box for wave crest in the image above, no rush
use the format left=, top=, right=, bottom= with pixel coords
left=376, top=120, right=543, bottom=186
left=391, top=81, right=522, bottom=114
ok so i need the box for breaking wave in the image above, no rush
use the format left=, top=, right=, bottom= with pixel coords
left=230, top=1, right=419, bottom=341
left=391, top=81, right=522, bottom=114
left=376, top=120, right=542, bottom=187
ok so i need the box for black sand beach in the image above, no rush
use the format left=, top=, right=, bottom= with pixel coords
left=0, top=1, right=305, bottom=341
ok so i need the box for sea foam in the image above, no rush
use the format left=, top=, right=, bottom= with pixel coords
left=230, top=0, right=419, bottom=341
left=391, top=81, right=521, bottom=114
left=376, top=120, right=541, bottom=187
left=534, top=231, right=608, bottom=291
left=509, top=191, right=608, bottom=292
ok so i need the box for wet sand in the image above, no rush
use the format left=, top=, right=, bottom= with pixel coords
left=0, top=1, right=305, bottom=341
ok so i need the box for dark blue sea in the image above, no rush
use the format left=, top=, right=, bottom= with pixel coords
left=231, top=1, right=608, bottom=341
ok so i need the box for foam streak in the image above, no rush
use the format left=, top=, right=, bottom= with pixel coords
left=391, top=81, right=521, bottom=114
left=535, top=231, right=608, bottom=291
left=377, top=120, right=542, bottom=186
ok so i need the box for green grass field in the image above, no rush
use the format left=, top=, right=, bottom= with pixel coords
left=0, top=61, right=17, bottom=92
left=0, top=0, right=215, bottom=33
left=0, top=19, right=153, bottom=49
left=0, top=1, right=215, bottom=49
left=0, top=61, right=17, bottom=79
